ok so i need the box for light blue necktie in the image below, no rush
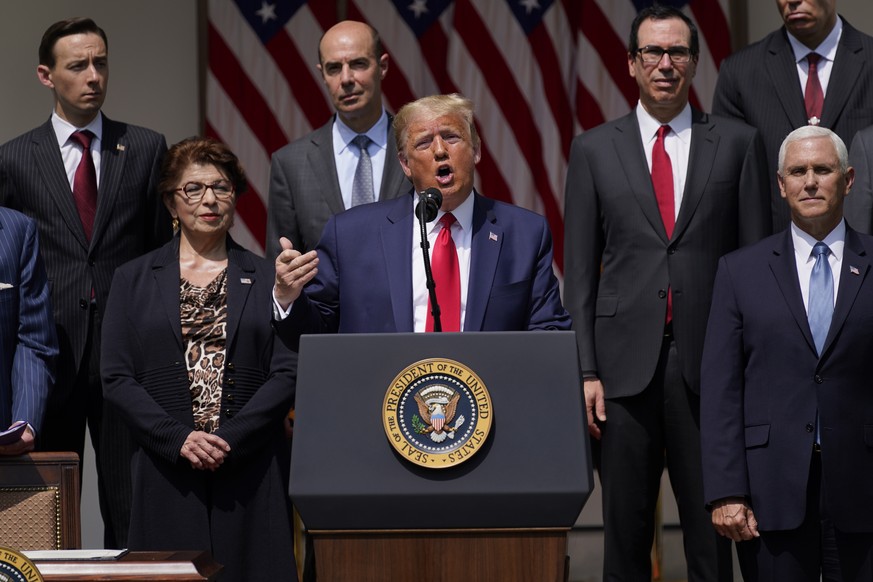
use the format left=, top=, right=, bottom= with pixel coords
left=351, top=134, right=374, bottom=207
left=808, top=242, right=833, bottom=357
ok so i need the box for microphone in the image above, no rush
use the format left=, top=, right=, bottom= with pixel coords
left=415, top=187, right=444, bottom=331
left=415, top=188, right=443, bottom=222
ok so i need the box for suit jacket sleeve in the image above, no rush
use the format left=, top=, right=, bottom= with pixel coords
left=700, top=256, right=751, bottom=506
left=738, top=130, right=773, bottom=245
left=563, top=136, right=605, bottom=375
left=12, top=218, right=57, bottom=432
left=845, top=130, right=873, bottom=234
left=527, top=214, right=572, bottom=331
left=266, top=152, right=303, bottom=259
left=711, top=57, right=746, bottom=123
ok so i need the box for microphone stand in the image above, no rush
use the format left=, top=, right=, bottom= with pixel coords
left=417, top=194, right=442, bottom=332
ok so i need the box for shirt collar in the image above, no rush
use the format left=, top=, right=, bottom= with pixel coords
left=635, top=102, right=692, bottom=144
left=787, top=15, right=842, bottom=63
left=428, top=189, right=475, bottom=235
left=52, top=111, right=104, bottom=149
left=791, top=218, right=845, bottom=262
left=334, top=109, right=389, bottom=154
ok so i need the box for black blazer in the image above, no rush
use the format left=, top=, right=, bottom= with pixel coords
left=713, top=18, right=873, bottom=231
left=563, top=109, right=771, bottom=398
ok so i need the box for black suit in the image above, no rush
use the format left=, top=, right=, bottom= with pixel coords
left=0, top=114, right=169, bottom=547
left=563, top=109, right=770, bottom=581
left=713, top=17, right=873, bottom=231
left=265, top=116, right=410, bottom=257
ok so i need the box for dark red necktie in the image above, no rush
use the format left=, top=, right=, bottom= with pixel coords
left=69, top=130, right=98, bottom=241
left=805, top=53, right=824, bottom=123
left=426, top=213, right=460, bottom=332
left=652, top=125, right=674, bottom=323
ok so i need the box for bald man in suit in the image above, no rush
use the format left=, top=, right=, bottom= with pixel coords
left=266, top=20, right=409, bottom=258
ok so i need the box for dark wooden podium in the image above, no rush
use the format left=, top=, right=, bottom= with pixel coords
left=291, top=332, right=593, bottom=582
left=310, top=528, right=569, bottom=582
left=33, top=551, right=221, bottom=581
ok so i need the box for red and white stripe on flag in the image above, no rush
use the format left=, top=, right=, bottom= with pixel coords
left=206, top=0, right=731, bottom=269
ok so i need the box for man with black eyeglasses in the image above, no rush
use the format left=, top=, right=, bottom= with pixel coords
left=563, top=5, right=771, bottom=581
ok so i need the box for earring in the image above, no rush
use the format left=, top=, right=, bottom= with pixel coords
left=172, top=217, right=179, bottom=233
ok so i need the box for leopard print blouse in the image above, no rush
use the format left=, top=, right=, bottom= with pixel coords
left=180, top=268, right=228, bottom=433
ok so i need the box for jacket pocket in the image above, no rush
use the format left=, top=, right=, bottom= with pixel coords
left=745, top=424, right=770, bottom=449
left=595, top=295, right=618, bottom=317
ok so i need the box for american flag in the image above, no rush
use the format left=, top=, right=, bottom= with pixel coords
left=206, top=0, right=732, bottom=270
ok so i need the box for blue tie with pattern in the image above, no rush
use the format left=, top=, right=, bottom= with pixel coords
left=808, top=242, right=833, bottom=356
left=351, top=134, right=374, bottom=207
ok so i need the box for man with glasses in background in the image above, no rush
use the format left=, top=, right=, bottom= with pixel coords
left=563, top=6, right=770, bottom=581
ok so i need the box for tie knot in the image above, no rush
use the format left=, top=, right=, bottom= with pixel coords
left=352, top=134, right=371, bottom=153
left=440, top=213, right=457, bottom=229
left=657, top=125, right=671, bottom=140
left=70, top=130, right=94, bottom=150
left=812, top=241, right=830, bottom=259
left=807, top=53, right=821, bottom=68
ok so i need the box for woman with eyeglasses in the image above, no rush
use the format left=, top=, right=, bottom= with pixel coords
left=101, top=137, right=297, bottom=581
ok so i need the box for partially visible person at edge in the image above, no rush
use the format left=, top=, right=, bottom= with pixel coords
left=101, top=137, right=296, bottom=581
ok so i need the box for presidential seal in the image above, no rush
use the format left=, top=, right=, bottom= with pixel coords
left=0, top=547, right=43, bottom=582
left=383, top=358, right=493, bottom=468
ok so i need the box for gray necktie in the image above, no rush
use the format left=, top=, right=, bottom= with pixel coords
left=808, top=242, right=834, bottom=356
left=351, top=134, right=374, bottom=207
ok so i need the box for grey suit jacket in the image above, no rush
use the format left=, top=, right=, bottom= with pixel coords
left=563, top=109, right=771, bottom=398
left=0, top=114, right=169, bottom=392
left=845, top=126, right=873, bottom=233
left=713, top=18, right=873, bottom=231
left=265, top=115, right=410, bottom=258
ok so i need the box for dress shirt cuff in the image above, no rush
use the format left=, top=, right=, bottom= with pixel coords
left=272, top=286, right=293, bottom=320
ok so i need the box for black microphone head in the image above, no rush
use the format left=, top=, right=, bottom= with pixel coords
left=415, top=188, right=443, bottom=222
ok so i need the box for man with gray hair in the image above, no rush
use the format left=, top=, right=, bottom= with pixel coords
left=701, top=125, right=873, bottom=580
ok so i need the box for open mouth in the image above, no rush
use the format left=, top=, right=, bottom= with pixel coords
left=436, top=165, right=453, bottom=185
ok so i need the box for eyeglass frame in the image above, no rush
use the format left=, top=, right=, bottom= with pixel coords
left=174, top=180, right=236, bottom=203
left=634, top=45, right=696, bottom=65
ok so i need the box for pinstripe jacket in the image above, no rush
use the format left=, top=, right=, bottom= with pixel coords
left=0, top=207, right=57, bottom=433
left=0, top=114, right=170, bottom=391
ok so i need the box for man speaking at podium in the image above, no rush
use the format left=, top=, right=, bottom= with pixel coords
left=272, top=93, right=570, bottom=340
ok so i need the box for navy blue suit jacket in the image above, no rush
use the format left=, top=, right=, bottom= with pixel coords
left=0, top=207, right=57, bottom=432
left=701, top=226, right=873, bottom=532
left=275, top=192, right=570, bottom=347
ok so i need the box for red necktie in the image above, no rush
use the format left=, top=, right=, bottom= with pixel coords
left=426, top=213, right=460, bottom=332
left=652, top=125, right=675, bottom=239
left=805, top=53, right=824, bottom=123
left=70, top=130, right=98, bottom=241
left=652, top=125, right=674, bottom=323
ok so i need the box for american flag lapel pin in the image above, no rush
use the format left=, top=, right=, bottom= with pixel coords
left=240, top=277, right=252, bottom=285
left=116, top=144, right=125, bottom=152
left=850, top=266, right=860, bottom=276
left=489, top=231, right=498, bottom=242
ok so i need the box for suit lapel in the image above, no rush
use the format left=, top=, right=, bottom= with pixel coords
left=92, top=116, right=126, bottom=250
left=309, top=120, right=345, bottom=215
left=822, top=21, right=863, bottom=128
left=382, top=196, right=415, bottom=331
left=152, top=238, right=184, bottom=351
left=465, top=194, right=501, bottom=331
left=823, top=228, right=869, bottom=356
left=766, top=30, right=808, bottom=128
left=31, top=121, right=89, bottom=250
left=613, top=113, right=669, bottom=244
left=674, top=110, right=716, bottom=238
left=225, top=242, right=256, bottom=353
left=769, top=230, right=817, bottom=354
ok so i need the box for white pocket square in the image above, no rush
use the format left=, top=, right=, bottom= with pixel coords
left=0, top=283, right=13, bottom=290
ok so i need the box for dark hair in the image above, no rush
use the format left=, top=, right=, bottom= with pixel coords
left=159, top=137, right=248, bottom=199
left=39, top=18, right=108, bottom=68
left=628, top=5, right=699, bottom=57
left=317, top=20, right=383, bottom=64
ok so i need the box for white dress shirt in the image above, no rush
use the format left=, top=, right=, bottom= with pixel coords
left=635, top=102, right=693, bottom=220
left=333, top=109, right=389, bottom=209
left=52, top=111, right=103, bottom=190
